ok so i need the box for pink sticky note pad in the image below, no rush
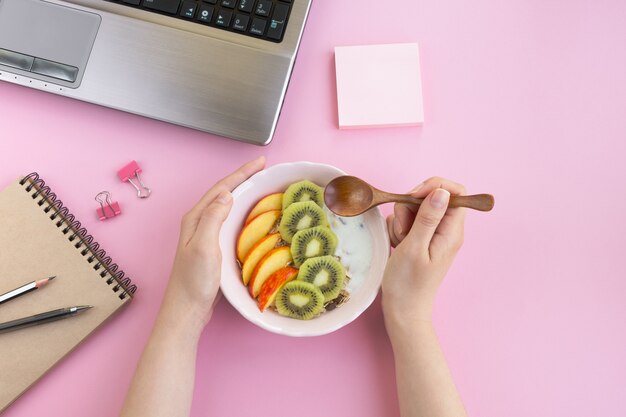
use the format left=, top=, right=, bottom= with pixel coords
left=335, top=43, right=424, bottom=129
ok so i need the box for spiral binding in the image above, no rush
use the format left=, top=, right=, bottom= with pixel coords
left=19, top=173, right=137, bottom=300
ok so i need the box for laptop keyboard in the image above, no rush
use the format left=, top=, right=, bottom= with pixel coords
left=105, top=0, right=293, bottom=42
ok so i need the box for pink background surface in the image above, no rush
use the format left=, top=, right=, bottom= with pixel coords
left=1, top=1, right=625, bottom=416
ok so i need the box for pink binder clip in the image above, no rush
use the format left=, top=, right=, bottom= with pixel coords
left=117, top=160, right=151, bottom=199
left=95, top=191, right=121, bottom=221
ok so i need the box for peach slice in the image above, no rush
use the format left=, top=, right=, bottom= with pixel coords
left=236, top=210, right=280, bottom=262
left=245, top=193, right=284, bottom=224
left=249, top=246, right=293, bottom=298
left=257, top=267, right=298, bottom=311
left=241, top=233, right=281, bottom=285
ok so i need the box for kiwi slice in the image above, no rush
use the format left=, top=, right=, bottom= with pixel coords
left=290, top=225, right=338, bottom=267
left=275, top=281, right=324, bottom=320
left=282, top=180, right=324, bottom=210
left=297, top=256, right=346, bottom=302
left=278, top=201, right=328, bottom=243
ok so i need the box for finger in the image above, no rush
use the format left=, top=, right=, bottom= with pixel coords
left=410, top=177, right=465, bottom=241
left=436, top=205, right=466, bottom=239
left=191, top=156, right=265, bottom=215
left=391, top=183, right=424, bottom=240
left=190, top=191, right=233, bottom=250
left=387, top=215, right=402, bottom=247
left=430, top=206, right=466, bottom=259
left=409, top=177, right=466, bottom=198
left=423, top=178, right=466, bottom=253
left=392, top=178, right=466, bottom=239
left=405, top=188, right=450, bottom=255
left=393, top=201, right=419, bottom=242
left=180, top=156, right=265, bottom=244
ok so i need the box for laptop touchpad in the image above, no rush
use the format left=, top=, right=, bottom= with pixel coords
left=0, top=0, right=100, bottom=88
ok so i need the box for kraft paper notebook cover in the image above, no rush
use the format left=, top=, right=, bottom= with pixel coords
left=0, top=173, right=137, bottom=412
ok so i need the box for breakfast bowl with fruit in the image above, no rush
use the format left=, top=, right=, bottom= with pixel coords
left=219, top=162, right=389, bottom=337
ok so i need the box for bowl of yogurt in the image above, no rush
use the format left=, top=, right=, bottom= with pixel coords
left=219, top=161, right=390, bottom=337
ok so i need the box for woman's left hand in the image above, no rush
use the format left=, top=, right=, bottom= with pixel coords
left=163, top=156, right=266, bottom=330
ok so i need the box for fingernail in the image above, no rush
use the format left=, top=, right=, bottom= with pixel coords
left=393, top=217, right=403, bottom=237
left=216, top=191, right=232, bottom=204
left=410, top=182, right=424, bottom=193
left=430, top=189, right=450, bottom=209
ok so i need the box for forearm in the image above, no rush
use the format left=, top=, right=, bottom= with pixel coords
left=120, top=291, right=204, bottom=417
left=386, top=316, right=466, bottom=417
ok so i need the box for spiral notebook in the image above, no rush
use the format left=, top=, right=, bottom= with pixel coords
left=0, top=173, right=137, bottom=412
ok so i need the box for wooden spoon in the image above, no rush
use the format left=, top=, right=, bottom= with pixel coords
left=324, top=176, right=495, bottom=217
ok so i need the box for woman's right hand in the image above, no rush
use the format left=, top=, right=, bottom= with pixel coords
left=381, top=177, right=467, bottom=327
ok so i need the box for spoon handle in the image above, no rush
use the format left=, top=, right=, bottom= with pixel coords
left=380, top=192, right=495, bottom=212
left=448, top=194, right=495, bottom=211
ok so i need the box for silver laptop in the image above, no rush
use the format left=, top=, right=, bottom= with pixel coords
left=0, top=0, right=311, bottom=145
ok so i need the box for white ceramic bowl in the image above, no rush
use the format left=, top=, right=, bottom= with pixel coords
left=219, top=162, right=389, bottom=337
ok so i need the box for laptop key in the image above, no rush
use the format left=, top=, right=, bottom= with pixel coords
left=180, top=0, right=197, bottom=18
left=232, top=14, right=250, bottom=31
left=249, top=17, right=266, bottom=36
left=115, top=0, right=293, bottom=43
left=255, top=0, right=271, bottom=17
left=197, top=4, right=214, bottom=22
left=215, top=9, right=233, bottom=27
left=267, top=2, right=288, bottom=40
left=142, top=0, right=180, bottom=14
left=237, top=0, right=254, bottom=13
